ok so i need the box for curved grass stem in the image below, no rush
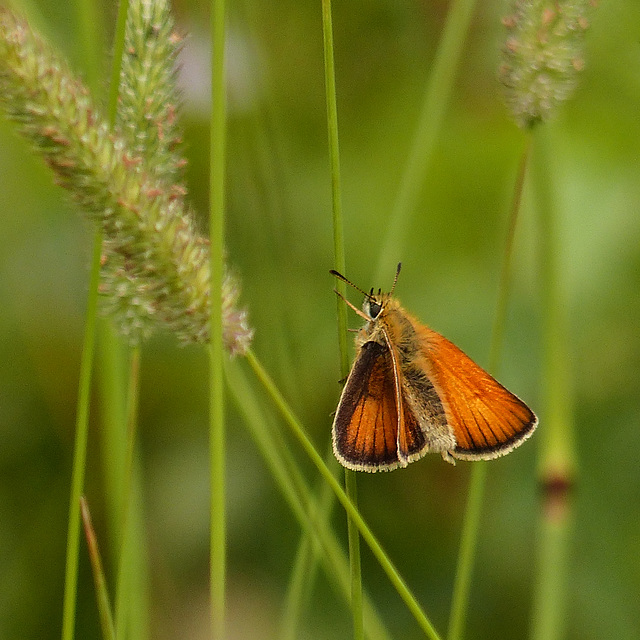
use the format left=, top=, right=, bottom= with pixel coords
left=246, top=349, right=442, bottom=640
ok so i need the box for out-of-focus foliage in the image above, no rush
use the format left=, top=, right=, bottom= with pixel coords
left=0, top=1, right=638, bottom=639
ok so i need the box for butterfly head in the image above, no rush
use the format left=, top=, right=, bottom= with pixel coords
left=330, top=263, right=402, bottom=324
left=362, top=289, right=386, bottom=321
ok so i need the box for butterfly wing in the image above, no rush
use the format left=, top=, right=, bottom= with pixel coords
left=417, top=326, right=537, bottom=460
left=396, top=392, right=429, bottom=467
left=333, top=340, right=425, bottom=471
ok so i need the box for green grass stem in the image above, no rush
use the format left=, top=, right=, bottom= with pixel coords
left=114, top=347, right=141, bottom=638
left=529, top=126, right=577, bottom=640
left=281, top=536, right=317, bottom=640
left=375, top=0, right=478, bottom=282
left=61, top=235, right=102, bottom=640
left=80, top=497, right=116, bottom=640
left=321, top=0, right=364, bottom=637
left=280, top=443, right=346, bottom=639
left=531, top=128, right=577, bottom=495
left=61, top=3, right=131, bottom=637
left=59, top=1, right=113, bottom=637
left=209, top=0, right=228, bottom=637
left=447, top=462, right=486, bottom=640
left=105, top=4, right=151, bottom=638
left=344, top=469, right=364, bottom=640
left=73, top=0, right=103, bottom=94
left=225, top=358, right=391, bottom=640
left=531, top=515, right=573, bottom=640
left=106, top=0, right=130, bottom=119
left=96, top=324, right=128, bottom=553
left=448, top=143, right=531, bottom=640
left=322, top=0, right=348, bottom=336
left=488, top=146, right=532, bottom=377
left=245, top=349, right=442, bottom=640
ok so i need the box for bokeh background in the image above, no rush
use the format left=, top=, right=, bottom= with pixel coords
left=1, top=1, right=639, bottom=639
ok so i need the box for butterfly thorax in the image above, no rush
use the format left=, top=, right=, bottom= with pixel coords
left=349, top=294, right=455, bottom=464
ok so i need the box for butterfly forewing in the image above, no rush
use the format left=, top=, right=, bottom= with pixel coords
left=333, top=341, right=402, bottom=471
left=419, top=328, right=537, bottom=460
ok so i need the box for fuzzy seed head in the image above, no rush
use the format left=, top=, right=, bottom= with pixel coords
left=499, top=0, right=593, bottom=128
left=0, top=7, right=253, bottom=354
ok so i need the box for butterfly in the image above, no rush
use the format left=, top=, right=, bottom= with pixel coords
left=331, top=264, right=537, bottom=472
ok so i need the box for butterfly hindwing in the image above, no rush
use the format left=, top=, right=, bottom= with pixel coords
left=418, top=327, right=537, bottom=460
left=396, top=387, right=428, bottom=465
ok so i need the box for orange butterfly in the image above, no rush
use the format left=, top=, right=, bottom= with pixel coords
left=331, top=265, right=537, bottom=472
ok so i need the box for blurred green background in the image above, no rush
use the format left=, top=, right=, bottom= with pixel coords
left=1, top=1, right=639, bottom=639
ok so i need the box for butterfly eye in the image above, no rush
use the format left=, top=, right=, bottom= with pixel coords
left=368, top=299, right=382, bottom=319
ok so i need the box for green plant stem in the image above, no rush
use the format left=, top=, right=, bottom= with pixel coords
left=532, top=515, right=573, bottom=640
left=61, top=235, right=102, bottom=640
left=322, top=0, right=349, bottom=375
left=488, top=145, right=531, bottom=375
left=321, top=0, right=364, bottom=637
left=97, top=324, right=128, bottom=552
left=344, top=469, right=364, bottom=640
left=114, top=347, right=141, bottom=638
left=532, top=129, right=577, bottom=503
left=97, top=0, right=130, bottom=556
left=282, top=449, right=345, bottom=640
left=322, top=0, right=348, bottom=328
left=530, top=126, right=576, bottom=640
left=73, top=0, right=103, bottom=94
left=447, top=462, right=486, bottom=640
left=280, top=442, right=346, bottom=639
left=209, top=0, right=227, bottom=637
left=61, top=2, right=130, bottom=636
left=226, top=359, right=391, bottom=640
left=375, top=0, right=478, bottom=282
left=105, top=3, right=150, bottom=638
left=447, top=143, right=531, bottom=640
left=107, top=0, right=130, bottom=119
left=59, top=3, right=112, bottom=638
left=246, top=349, right=442, bottom=640
left=281, top=537, right=317, bottom=640
left=80, top=497, right=116, bottom=640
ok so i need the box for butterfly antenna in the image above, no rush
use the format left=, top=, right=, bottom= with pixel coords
left=389, top=262, right=402, bottom=296
left=329, top=269, right=372, bottom=299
